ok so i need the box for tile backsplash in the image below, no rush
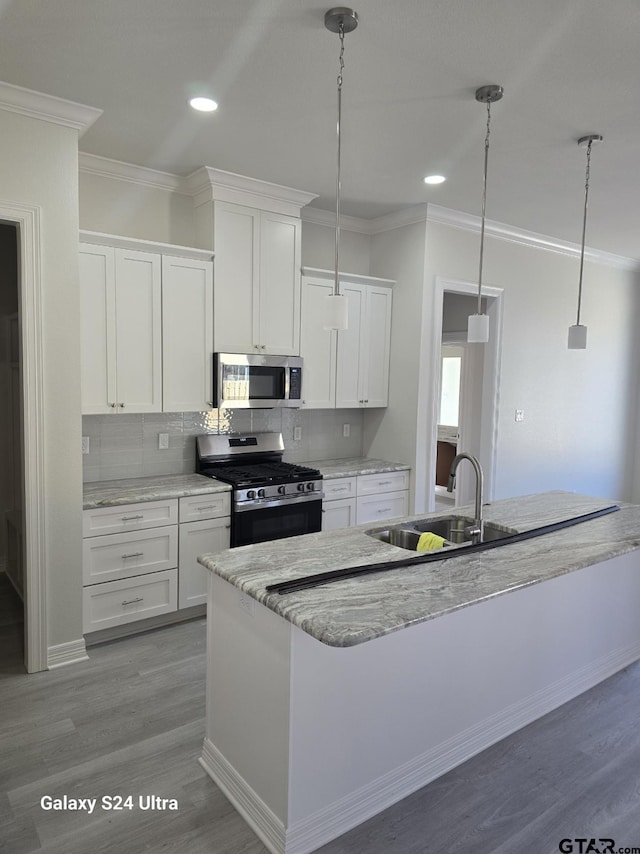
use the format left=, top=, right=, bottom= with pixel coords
left=82, top=408, right=364, bottom=482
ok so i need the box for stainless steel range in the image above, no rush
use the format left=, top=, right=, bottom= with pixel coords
left=195, top=433, right=323, bottom=548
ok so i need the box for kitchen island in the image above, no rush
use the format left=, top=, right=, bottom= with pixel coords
left=198, top=492, right=640, bottom=854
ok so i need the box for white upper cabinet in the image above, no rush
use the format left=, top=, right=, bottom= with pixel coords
left=336, top=282, right=393, bottom=408
left=80, top=234, right=214, bottom=415
left=80, top=243, right=162, bottom=414
left=300, top=277, right=337, bottom=408
left=301, top=269, right=393, bottom=410
left=213, top=202, right=301, bottom=356
left=162, top=255, right=214, bottom=412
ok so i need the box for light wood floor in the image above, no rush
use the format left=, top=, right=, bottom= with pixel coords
left=2, top=572, right=640, bottom=854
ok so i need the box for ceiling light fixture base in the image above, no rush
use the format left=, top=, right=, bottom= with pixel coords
left=324, top=7, right=359, bottom=33
left=475, top=84, right=504, bottom=104
left=578, top=134, right=603, bottom=148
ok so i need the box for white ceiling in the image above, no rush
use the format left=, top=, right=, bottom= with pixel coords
left=1, top=0, right=639, bottom=261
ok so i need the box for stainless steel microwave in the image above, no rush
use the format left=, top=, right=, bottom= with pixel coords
left=213, top=353, right=303, bottom=409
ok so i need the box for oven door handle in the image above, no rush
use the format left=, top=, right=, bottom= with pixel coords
left=234, top=493, right=324, bottom=512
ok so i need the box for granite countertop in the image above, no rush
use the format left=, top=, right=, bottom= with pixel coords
left=83, top=473, right=230, bottom=509
left=299, top=457, right=410, bottom=479
left=199, top=491, right=640, bottom=648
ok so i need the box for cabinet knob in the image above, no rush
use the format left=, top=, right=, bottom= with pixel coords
left=109, top=403, right=117, bottom=408
left=119, top=403, right=125, bottom=408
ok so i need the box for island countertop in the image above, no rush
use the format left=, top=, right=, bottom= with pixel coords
left=198, top=491, right=640, bottom=647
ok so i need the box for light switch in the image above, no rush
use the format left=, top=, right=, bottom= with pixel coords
left=515, top=409, right=525, bottom=422
left=81, top=436, right=90, bottom=454
left=293, top=426, right=302, bottom=441
left=158, top=433, right=169, bottom=449
left=343, top=423, right=351, bottom=438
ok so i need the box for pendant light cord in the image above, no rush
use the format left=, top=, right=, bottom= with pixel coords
left=576, top=139, right=592, bottom=326
left=477, top=100, right=492, bottom=315
left=333, top=23, right=345, bottom=299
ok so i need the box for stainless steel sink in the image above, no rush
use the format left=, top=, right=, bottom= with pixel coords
left=367, top=515, right=519, bottom=551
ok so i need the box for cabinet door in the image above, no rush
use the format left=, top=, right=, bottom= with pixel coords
left=162, top=255, right=213, bottom=412
left=361, top=286, right=392, bottom=407
left=114, top=249, right=162, bottom=412
left=335, top=283, right=365, bottom=408
left=300, top=277, right=337, bottom=408
left=178, top=516, right=230, bottom=609
left=322, top=498, right=357, bottom=531
left=213, top=203, right=258, bottom=353
left=258, top=212, right=301, bottom=355
left=79, top=244, right=117, bottom=414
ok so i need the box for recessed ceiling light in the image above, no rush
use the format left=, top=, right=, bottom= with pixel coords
left=423, top=174, right=446, bottom=185
left=189, top=97, right=218, bottom=113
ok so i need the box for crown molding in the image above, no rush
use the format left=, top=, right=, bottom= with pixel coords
left=0, top=81, right=102, bottom=135
left=301, top=204, right=428, bottom=236
left=427, top=204, right=640, bottom=272
left=186, top=166, right=318, bottom=216
left=79, top=152, right=185, bottom=192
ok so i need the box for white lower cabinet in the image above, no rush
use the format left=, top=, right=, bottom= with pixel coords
left=321, top=470, right=410, bottom=530
left=178, top=494, right=231, bottom=608
left=82, top=492, right=231, bottom=635
left=83, top=570, right=178, bottom=633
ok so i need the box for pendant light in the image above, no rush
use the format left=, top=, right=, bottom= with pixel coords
left=323, top=7, right=358, bottom=331
left=568, top=134, right=603, bottom=349
left=468, top=84, right=503, bottom=344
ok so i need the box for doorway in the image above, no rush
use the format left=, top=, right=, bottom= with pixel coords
left=427, top=278, right=503, bottom=512
left=0, top=222, right=24, bottom=671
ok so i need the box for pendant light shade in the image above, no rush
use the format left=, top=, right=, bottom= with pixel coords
left=323, top=7, right=358, bottom=332
left=567, top=134, right=603, bottom=350
left=468, top=84, right=503, bottom=344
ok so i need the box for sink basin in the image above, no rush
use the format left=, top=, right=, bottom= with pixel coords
left=367, top=515, right=519, bottom=551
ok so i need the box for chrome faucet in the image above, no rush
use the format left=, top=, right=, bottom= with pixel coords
left=447, top=452, right=484, bottom=543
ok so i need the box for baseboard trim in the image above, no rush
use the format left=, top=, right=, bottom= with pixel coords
left=202, top=639, right=640, bottom=854
left=200, top=739, right=285, bottom=854
left=47, top=638, right=89, bottom=669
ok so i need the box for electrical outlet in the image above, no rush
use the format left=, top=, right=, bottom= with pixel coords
left=81, top=436, right=90, bottom=454
left=293, top=426, right=302, bottom=441
left=158, top=432, right=169, bottom=449
left=515, top=409, right=525, bottom=422
left=342, top=423, right=351, bottom=438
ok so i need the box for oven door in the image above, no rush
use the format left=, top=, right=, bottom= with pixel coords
left=232, top=496, right=322, bottom=548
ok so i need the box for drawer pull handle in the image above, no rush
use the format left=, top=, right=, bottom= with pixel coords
left=377, top=507, right=392, bottom=514
left=333, top=487, right=349, bottom=493
left=196, top=505, right=215, bottom=511
left=121, top=515, right=144, bottom=522
left=378, top=480, right=392, bottom=486
left=121, top=552, right=144, bottom=560
left=122, top=597, right=143, bottom=606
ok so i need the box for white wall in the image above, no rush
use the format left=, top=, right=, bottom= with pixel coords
left=429, top=221, right=640, bottom=501
left=0, top=108, right=84, bottom=649
left=301, top=219, right=371, bottom=276
left=79, top=171, right=196, bottom=246
left=365, top=220, right=429, bottom=509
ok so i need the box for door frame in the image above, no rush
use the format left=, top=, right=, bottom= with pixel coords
left=1, top=202, right=47, bottom=673
left=427, top=277, right=504, bottom=511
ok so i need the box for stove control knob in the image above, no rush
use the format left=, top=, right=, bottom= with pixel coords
left=257, top=488, right=266, bottom=499
left=278, top=485, right=286, bottom=495
left=247, top=490, right=256, bottom=500
left=306, top=482, right=315, bottom=492
left=297, top=483, right=306, bottom=492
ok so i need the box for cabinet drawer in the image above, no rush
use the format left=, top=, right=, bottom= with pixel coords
left=83, top=569, right=177, bottom=633
left=356, top=490, right=409, bottom=525
left=83, top=499, right=178, bottom=537
left=323, top=477, right=357, bottom=501
left=357, top=470, right=409, bottom=496
left=82, top=525, right=178, bottom=585
left=179, top=492, right=231, bottom=523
